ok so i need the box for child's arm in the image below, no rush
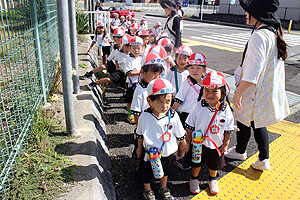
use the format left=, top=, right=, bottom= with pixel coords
left=180, top=136, right=189, bottom=152
left=219, top=132, right=231, bottom=154
left=87, top=41, right=96, bottom=53
left=185, top=128, right=193, bottom=147
left=136, top=138, right=143, bottom=159
left=115, top=61, right=120, bottom=70
left=172, top=102, right=180, bottom=111
left=165, top=56, right=176, bottom=67
left=127, top=71, right=140, bottom=77
left=134, top=114, right=139, bottom=126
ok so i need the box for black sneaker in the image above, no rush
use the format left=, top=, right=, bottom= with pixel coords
left=158, top=187, right=174, bottom=200
left=80, top=71, right=93, bottom=80
left=173, top=157, right=191, bottom=170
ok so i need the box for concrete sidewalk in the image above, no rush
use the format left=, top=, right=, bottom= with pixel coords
left=58, top=35, right=115, bottom=200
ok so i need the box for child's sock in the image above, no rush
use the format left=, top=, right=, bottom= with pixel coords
left=208, top=175, right=218, bottom=181
left=191, top=175, right=198, bottom=180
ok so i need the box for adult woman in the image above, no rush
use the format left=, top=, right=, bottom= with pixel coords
left=225, top=0, right=290, bottom=171
left=160, top=0, right=183, bottom=51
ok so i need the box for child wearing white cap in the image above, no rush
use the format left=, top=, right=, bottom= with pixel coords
left=185, top=70, right=234, bottom=195
left=136, top=78, right=187, bottom=200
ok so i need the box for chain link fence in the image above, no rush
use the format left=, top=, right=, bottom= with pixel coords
left=0, top=0, right=59, bottom=197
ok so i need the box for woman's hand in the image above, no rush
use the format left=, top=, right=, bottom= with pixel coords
left=233, top=90, right=242, bottom=110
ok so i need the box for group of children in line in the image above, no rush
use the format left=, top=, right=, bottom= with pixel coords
left=82, top=16, right=234, bottom=200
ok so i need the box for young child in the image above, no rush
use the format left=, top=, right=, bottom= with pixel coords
left=172, top=52, right=206, bottom=170
left=87, top=34, right=131, bottom=89
left=129, top=23, right=140, bottom=36
left=82, top=27, right=125, bottom=79
left=166, top=45, right=192, bottom=94
left=136, top=78, right=187, bottom=200
left=185, top=70, right=234, bottom=195
left=87, top=22, right=113, bottom=65
left=147, top=45, right=167, bottom=78
left=140, top=16, right=148, bottom=30
left=154, top=21, right=163, bottom=38
left=131, top=52, right=165, bottom=125
left=148, top=30, right=156, bottom=46
left=124, top=36, right=144, bottom=124
left=157, top=37, right=175, bottom=75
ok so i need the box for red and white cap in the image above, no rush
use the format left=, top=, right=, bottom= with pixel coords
left=148, top=45, right=167, bottom=59
left=130, top=23, right=140, bottom=30
left=96, top=22, right=105, bottom=27
left=120, top=34, right=132, bottom=48
left=156, top=21, right=162, bottom=26
left=148, top=29, right=155, bottom=36
left=147, top=78, right=175, bottom=96
left=157, top=38, right=173, bottom=48
left=175, top=45, right=193, bottom=57
left=142, top=52, right=165, bottom=66
left=156, top=32, right=168, bottom=41
left=138, top=29, right=149, bottom=37
left=130, top=36, right=143, bottom=45
left=202, top=70, right=226, bottom=89
left=112, top=12, right=119, bottom=16
left=113, top=27, right=125, bottom=37
left=187, top=52, right=206, bottom=65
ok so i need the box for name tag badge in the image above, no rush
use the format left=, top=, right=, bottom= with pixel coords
left=162, top=132, right=171, bottom=142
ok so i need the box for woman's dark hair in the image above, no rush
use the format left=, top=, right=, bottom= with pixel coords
left=276, top=27, right=288, bottom=61
left=197, top=86, right=233, bottom=111
left=142, top=64, right=164, bottom=73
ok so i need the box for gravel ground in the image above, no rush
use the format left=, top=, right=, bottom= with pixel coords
left=101, top=83, right=280, bottom=200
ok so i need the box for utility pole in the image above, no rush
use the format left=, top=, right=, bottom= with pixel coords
left=56, top=0, right=76, bottom=135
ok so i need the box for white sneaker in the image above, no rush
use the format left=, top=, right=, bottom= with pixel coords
left=251, top=158, right=271, bottom=170
left=224, top=146, right=247, bottom=160
left=189, top=179, right=200, bottom=194
left=208, top=179, right=219, bottom=195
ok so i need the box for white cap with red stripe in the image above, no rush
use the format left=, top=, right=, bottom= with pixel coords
left=188, top=52, right=206, bottom=65
left=138, top=30, right=149, bottom=36
left=157, top=38, right=173, bottom=48
left=148, top=45, right=167, bottom=59
left=96, top=22, right=105, bottom=27
left=148, top=29, right=155, bottom=36
left=175, top=45, right=193, bottom=56
left=130, top=36, right=143, bottom=45
left=202, top=70, right=226, bottom=89
left=120, top=34, right=132, bottom=48
left=147, top=78, right=175, bottom=96
left=142, top=52, right=165, bottom=66
left=113, top=27, right=125, bottom=37
left=130, top=23, right=140, bottom=30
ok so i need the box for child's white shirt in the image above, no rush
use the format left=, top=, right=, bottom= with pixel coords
left=93, top=33, right=112, bottom=47
left=131, top=80, right=149, bottom=116
left=136, top=109, right=186, bottom=157
left=185, top=99, right=234, bottom=149
left=115, top=51, right=129, bottom=72
left=166, top=66, right=189, bottom=94
left=124, top=56, right=142, bottom=87
left=174, top=76, right=202, bottom=113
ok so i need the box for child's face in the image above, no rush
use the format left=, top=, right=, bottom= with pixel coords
left=141, top=36, right=149, bottom=45
left=113, top=36, right=122, bottom=47
left=203, top=88, right=222, bottom=107
left=130, top=45, right=143, bottom=57
left=142, top=69, right=162, bottom=83
left=188, top=65, right=206, bottom=80
left=176, top=54, right=189, bottom=69
left=149, top=36, right=155, bottom=43
left=148, top=94, right=172, bottom=115
left=123, top=44, right=131, bottom=53
left=97, top=26, right=105, bottom=33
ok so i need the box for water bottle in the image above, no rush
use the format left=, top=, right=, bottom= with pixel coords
left=192, top=130, right=204, bottom=163
left=148, top=147, right=164, bottom=179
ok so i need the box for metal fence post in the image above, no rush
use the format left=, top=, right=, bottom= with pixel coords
left=31, top=0, right=47, bottom=105
left=56, top=0, right=76, bottom=135
left=284, top=7, right=287, bottom=20
left=68, top=0, right=80, bottom=94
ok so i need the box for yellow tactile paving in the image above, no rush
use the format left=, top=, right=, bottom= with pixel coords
left=191, top=120, right=300, bottom=200
left=182, top=38, right=243, bottom=53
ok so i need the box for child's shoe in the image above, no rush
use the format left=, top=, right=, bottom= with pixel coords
left=173, top=157, right=191, bottom=170
left=208, top=179, right=219, bottom=195
left=143, top=189, right=155, bottom=200
left=80, top=71, right=93, bottom=80
left=158, top=187, right=174, bottom=200
left=189, top=179, right=200, bottom=194
left=127, top=115, right=135, bottom=124
left=224, top=146, right=247, bottom=160
left=251, top=158, right=270, bottom=170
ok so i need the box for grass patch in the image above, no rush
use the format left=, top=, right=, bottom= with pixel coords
left=6, top=111, right=76, bottom=200
left=79, top=63, right=88, bottom=69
